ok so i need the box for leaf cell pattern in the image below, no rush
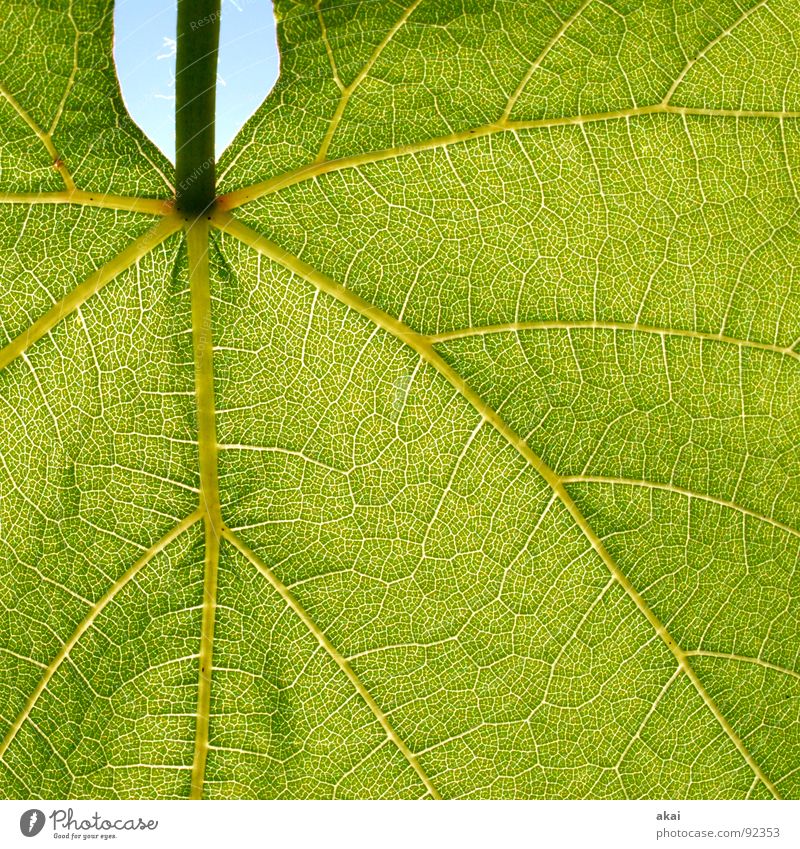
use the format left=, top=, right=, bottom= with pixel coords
left=0, top=0, right=798, bottom=799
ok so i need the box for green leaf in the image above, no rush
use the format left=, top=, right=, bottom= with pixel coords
left=0, top=0, right=798, bottom=800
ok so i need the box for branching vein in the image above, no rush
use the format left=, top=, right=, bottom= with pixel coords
left=186, top=216, right=223, bottom=800
left=0, top=511, right=202, bottom=763
left=223, top=528, right=442, bottom=800
left=429, top=320, right=800, bottom=362
left=219, top=104, right=800, bottom=210
left=560, top=476, right=800, bottom=541
left=0, top=214, right=181, bottom=373
left=211, top=210, right=782, bottom=799
left=0, top=80, right=75, bottom=190
left=314, top=0, right=424, bottom=162
left=0, top=190, right=172, bottom=215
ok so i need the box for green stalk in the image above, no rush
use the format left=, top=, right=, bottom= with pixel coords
left=175, top=0, right=221, bottom=213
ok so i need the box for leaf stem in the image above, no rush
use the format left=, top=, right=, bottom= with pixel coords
left=175, top=0, right=220, bottom=213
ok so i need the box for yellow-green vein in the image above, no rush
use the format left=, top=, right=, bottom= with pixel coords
left=314, top=0, right=424, bottom=162
left=211, top=209, right=781, bottom=799
left=0, top=214, right=182, bottom=373
left=218, top=104, right=800, bottom=210
left=223, top=528, right=442, bottom=800
left=501, top=0, right=592, bottom=122
left=661, top=0, right=770, bottom=105
left=0, top=190, right=172, bottom=215
left=428, top=320, right=800, bottom=362
left=0, top=510, right=203, bottom=762
left=684, top=651, right=800, bottom=683
left=0, top=80, right=75, bottom=190
left=560, top=476, right=800, bottom=541
left=186, top=216, right=223, bottom=800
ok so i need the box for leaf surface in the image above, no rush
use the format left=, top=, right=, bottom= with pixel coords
left=0, top=0, right=798, bottom=799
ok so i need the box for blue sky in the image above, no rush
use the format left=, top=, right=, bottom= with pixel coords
left=114, top=0, right=280, bottom=162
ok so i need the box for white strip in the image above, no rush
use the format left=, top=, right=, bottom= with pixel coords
left=1, top=799, right=797, bottom=848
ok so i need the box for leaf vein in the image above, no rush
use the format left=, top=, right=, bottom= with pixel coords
left=0, top=511, right=202, bottom=763
left=211, top=211, right=782, bottom=798
left=222, top=528, right=442, bottom=800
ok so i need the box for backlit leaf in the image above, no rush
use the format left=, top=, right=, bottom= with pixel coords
left=0, top=0, right=798, bottom=799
